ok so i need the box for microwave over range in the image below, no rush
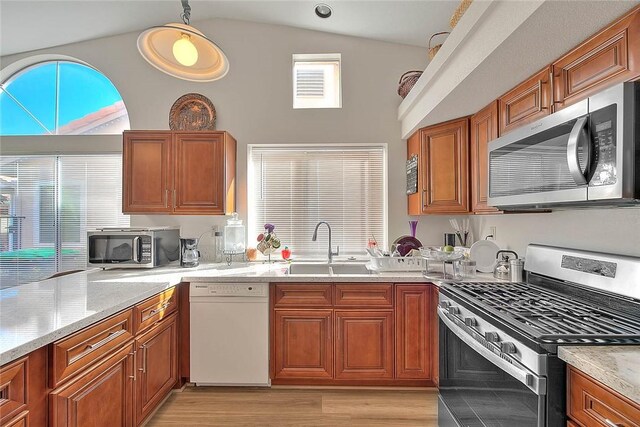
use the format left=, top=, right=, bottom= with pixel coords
left=487, top=82, right=639, bottom=209
left=87, top=227, right=180, bottom=268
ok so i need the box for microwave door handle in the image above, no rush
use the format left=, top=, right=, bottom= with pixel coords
left=132, top=236, right=141, bottom=263
left=567, top=116, right=589, bottom=185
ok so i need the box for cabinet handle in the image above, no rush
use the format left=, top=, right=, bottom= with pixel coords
left=604, top=419, right=623, bottom=427
left=165, top=189, right=169, bottom=208
left=143, top=301, right=171, bottom=321
left=129, top=350, right=136, bottom=380
left=538, top=79, right=546, bottom=111
left=71, top=329, right=127, bottom=364
left=139, top=345, right=148, bottom=374
left=173, top=189, right=177, bottom=208
left=422, top=189, right=428, bottom=208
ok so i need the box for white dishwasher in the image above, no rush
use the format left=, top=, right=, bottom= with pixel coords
left=190, top=282, right=270, bottom=386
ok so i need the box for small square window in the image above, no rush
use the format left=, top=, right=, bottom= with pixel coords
left=292, top=54, right=341, bottom=109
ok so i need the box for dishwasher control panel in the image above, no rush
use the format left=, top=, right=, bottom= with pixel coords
left=191, top=283, right=268, bottom=297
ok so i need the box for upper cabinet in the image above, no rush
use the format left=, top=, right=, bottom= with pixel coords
left=123, top=131, right=236, bottom=215
left=499, top=67, right=551, bottom=135
left=552, top=7, right=640, bottom=111
left=470, top=102, right=500, bottom=214
left=408, top=118, right=469, bottom=215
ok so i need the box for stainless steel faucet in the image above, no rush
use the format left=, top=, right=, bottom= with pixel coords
left=312, top=221, right=339, bottom=263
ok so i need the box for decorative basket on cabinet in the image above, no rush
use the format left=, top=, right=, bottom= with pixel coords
left=397, top=70, right=423, bottom=99
left=428, top=31, right=450, bottom=59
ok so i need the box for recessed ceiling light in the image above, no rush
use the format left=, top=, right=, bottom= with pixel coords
left=315, top=4, right=332, bottom=19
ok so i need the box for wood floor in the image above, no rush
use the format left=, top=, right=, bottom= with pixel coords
left=147, top=387, right=438, bottom=426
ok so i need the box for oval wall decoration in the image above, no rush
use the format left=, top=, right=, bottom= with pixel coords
left=169, top=93, right=216, bottom=130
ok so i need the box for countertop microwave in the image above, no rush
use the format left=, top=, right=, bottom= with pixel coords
left=487, top=82, right=639, bottom=209
left=87, top=227, right=180, bottom=268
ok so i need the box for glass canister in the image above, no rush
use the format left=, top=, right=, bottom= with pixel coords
left=454, top=259, right=477, bottom=280
left=213, top=230, right=224, bottom=262
left=224, top=213, right=246, bottom=253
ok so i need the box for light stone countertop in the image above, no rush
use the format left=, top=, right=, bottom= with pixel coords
left=0, top=261, right=500, bottom=366
left=558, top=346, right=640, bottom=404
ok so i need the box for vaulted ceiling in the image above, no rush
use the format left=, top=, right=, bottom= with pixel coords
left=1, top=1, right=461, bottom=56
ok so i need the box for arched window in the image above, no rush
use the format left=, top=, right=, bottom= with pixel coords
left=0, top=60, right=130, bottom=135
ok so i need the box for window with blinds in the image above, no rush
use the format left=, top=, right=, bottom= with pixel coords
left=247, top=145, right=386, bottom=258
left=292, top=54, right=341, bottom=109
left=0, top=155, right=129, bottom=288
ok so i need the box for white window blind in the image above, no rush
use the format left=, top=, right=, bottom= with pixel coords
left=293, top=54, right=341, bottom=109
left=0, top=155, right=129, bottom=288
left=247, top=145, right=386, bottom=258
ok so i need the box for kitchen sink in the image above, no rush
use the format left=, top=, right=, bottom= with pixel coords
left=287, top=263, right=332, bottom=274
left=286, top=262, right=372, bottom=275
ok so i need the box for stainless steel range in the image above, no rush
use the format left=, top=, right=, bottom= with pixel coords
left=437, top=244, right=640, bottom=427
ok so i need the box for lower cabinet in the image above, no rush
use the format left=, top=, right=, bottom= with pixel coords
left=271, top=283, right=435, bottom=386
left=135, top=313, right=178, bottom=425
left=334, top=310, right=394, bottom=380
left=49, top=343, right=135, bottom=427
left=272, top=310, right=333, bottom=380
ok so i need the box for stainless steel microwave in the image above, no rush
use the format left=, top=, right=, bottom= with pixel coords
left=87, top=227, right=180, bottom=268
left=487, top=82, right=639, bottom=209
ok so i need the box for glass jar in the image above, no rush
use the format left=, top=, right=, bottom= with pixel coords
left=454, top=259, right=477, bottom=280
left=224, top=213, right=245, bottom=253
left=213, top=231, right=224, bottom=262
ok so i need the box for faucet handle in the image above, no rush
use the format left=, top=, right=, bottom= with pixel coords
left=332, top=246, right=340, bottom=256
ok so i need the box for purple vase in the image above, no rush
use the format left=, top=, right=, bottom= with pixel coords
left=409, top=220, right=418, bottom=238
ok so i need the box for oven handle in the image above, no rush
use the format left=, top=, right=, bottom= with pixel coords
left=438, top=308, right=547, bottom=396
left=567, top=115, right=590, bottom=185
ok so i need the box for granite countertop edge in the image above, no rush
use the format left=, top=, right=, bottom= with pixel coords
left=558, top=346, right=640, bottom=405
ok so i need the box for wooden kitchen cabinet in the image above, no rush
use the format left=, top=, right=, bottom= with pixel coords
left=470, top=101, right=501, bottom=214
left=123, top=131, right=236, bottom=215
left=334, top=310, right=394, bottom=380
left=272, top=310, right=333, bottom=381
left=271, top=283, right=436, bottom=386
left=122, top=132, right=173, bottom=213
left=395, top=285, right=433, bottom=380
left=135, top=313, right=178, bottom=426
left=49, top=343, right=135, bottom=427
left=567, top=366, right=640, bottom=427
left=499, top=67, right=552, bottom=135
left=415, top=118, right=470, bottom=214
left=0, top=348, right=48, bottom=427
left=552, top=7, right=640, bottom=111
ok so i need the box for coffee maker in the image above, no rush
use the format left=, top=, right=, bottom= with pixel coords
left=180, top=238, right=200, bottom=267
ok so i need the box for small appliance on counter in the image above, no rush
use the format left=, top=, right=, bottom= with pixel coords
left=180, top=238, right=200, bottom=268
left=87, top=226, right=180, bottom=269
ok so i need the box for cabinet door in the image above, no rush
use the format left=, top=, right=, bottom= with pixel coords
left=173, top=132, right=226, bottom=214
left=470, top=102, right=501, bottom=214
left=122, top=132, right=173, bottom=213
left=553, top=8, right=640, bottom=110
left=499, top=67, right=551, bottom=135
left=135, top=314, right=178, bottom=425
left=49, top=343, right=134, bottom=427
left=407, top=131, right=422, bottom=216
left=420, top=118, right=469, bottom=214
left=395, top=285, right=432, bottom=380
left=334, top=310, right=394, bottom=380
left=272, top=310, right=333, bottom=380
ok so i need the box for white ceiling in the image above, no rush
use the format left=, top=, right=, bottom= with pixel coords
left=0, top=0, right=461, bottom=56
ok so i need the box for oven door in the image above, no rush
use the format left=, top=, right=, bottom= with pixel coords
left=87, top=233, right=147, bottom=266
left=487, top=99, right=592, bottom=208
left=438, top=309, right=547, bottom=427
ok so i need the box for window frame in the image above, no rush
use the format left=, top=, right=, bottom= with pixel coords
left=246, top=143, right=388, bottom=259
left=292, top=53, right=342, bottom=109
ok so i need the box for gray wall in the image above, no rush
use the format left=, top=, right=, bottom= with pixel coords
left=3, top=17, right=639, bottom=260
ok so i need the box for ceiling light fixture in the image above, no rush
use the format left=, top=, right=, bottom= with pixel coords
left=137, top=0, right=229, bottom=82
left=315, top=4, right=332, bottom=19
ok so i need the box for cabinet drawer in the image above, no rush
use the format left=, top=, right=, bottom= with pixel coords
left=568, top=366, right=640, bottom=427
left=50, top=309, right=133, bottom=388
left=334, top=284, right=393, bottom=307
left=273, top=284, right=332, bottom=307
left=0, top=357, right=27, bottom=425
left=2, top=411, right=28, bottom=427
left=133, top=288, right=178, bottom=335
